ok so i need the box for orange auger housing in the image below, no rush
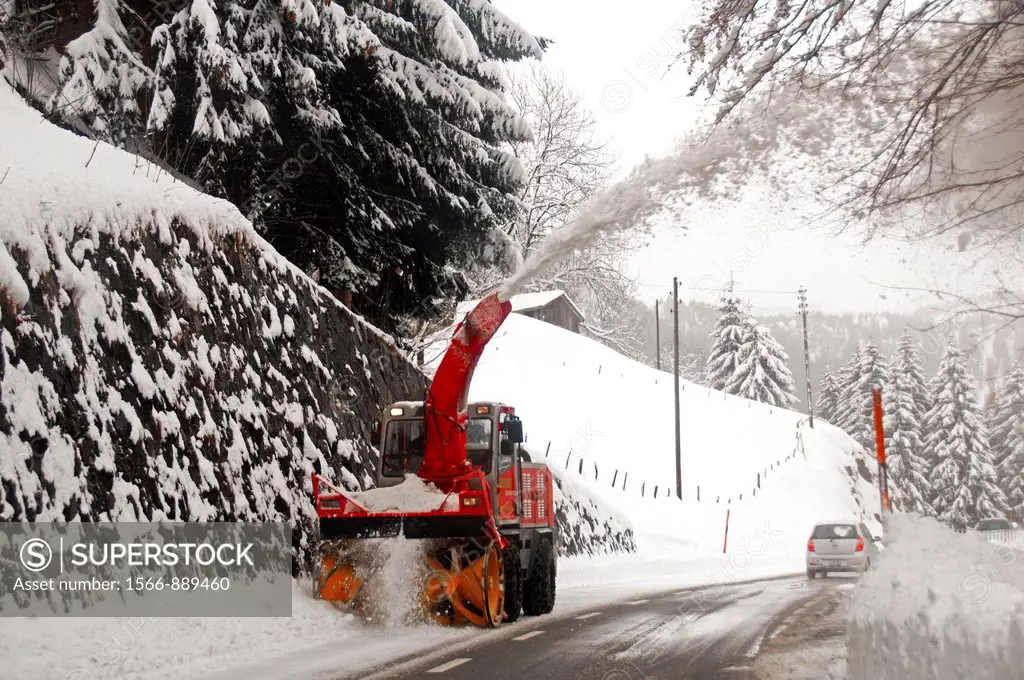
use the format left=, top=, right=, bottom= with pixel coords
left=311, top=293, right=557, bottom=628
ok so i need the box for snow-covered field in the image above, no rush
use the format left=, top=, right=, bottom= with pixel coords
left=444, top=311, right=882, bottom=566
left=848, top=513, right=1024, bottom=680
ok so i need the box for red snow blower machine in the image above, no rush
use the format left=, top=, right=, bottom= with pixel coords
left=312, top=293, right=557, bottom=626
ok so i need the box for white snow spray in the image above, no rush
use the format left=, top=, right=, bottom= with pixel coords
left=375, top=536, right=424, bottom=627
left=498, top=153, right=686, bottom=300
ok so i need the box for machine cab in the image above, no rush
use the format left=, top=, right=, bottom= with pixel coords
left=373, top=401, right=525, bottom=495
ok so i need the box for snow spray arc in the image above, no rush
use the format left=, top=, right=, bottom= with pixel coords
left=496, top=152, right=690, bottom=301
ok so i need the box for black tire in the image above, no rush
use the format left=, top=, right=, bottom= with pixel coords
left=806, top=570, right=816, bottom=580
left=523, top=539, right=556, bottom=615
left=503, top=542, right=523, bottom=623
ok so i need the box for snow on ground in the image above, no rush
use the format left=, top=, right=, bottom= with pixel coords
left=847, top=513, right=1024, bottom=680
left=433, top=312, right=882, bottom=571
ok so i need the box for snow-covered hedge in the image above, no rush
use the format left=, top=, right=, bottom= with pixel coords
left=847, top=513, right=1024, bottom=680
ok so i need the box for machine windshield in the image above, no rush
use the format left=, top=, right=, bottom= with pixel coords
left=466, top=417, right=493, bottom=447
left=381, top=420, right=426, bottom=477
left=381, top=418, right=493, bottom=477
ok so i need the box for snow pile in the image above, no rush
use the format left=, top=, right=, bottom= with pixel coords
left=429, top=312, right=881, bottom=569
left=349, top=475, right=458, bottom=513
left=847, top=513, right=1024, bottom=680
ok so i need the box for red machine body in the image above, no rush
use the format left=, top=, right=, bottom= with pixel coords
left=312, top=292, right=557, bottom=626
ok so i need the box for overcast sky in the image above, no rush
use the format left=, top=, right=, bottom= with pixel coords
left=493, top=0, right=1014, bottom=316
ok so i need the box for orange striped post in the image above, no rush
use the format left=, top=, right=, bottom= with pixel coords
left=872, top=389, right=892, bottom=514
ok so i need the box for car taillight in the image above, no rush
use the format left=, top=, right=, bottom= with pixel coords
left=855, top=535, right=864, bottom=552
left=807, top=538, right=814, bottom=552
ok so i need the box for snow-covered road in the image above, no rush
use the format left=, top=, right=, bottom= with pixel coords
left=345, top=576, right=845, bottom=680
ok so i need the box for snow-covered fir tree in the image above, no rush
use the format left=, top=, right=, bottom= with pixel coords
left=924, top=343, right=1007, bottom=531
left=884, top=330, right=933, bottom=514
left=989, top=360, right=1024, bottom=520
left=832, top=350, right=862, bottom=434
left=705, top=284, right=750, bottom=391
left=48, top=0, right=151, bottom=143
left=833, top=341, right=888, bottom=451
left=815, top=368, right=839, bottom=424
left=49, top=0, right=543, bottom=332
left=727, top=323, right=797, bottom=407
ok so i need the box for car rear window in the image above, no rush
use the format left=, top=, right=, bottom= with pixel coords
left=812, top=524, right=858, bottom=539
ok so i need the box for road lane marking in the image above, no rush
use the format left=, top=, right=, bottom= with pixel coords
left=575, top=612, right=602, bottom=620
left=627, top=599, right=650, bottom=605
left=512, top=630, right=545, bottom=641
left=427, top=658, right=471, bottom=673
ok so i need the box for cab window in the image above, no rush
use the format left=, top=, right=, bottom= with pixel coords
left=381, top=420, right=426, bottom=477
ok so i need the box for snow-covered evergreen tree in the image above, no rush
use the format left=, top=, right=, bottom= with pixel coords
left=990, top=360, right=1024, bottom=520
left=705, top=285, right=750, bottom=391
left=54, top=0, right=544, bottom=332
left=815, top=368, right=839, bottom=424
left=833, top=341, right=889, bottom=452
left=832, top=350, right=862, bottom=434
left=924, top=343, right=1007, bottom=531
left=48, top=0, right=151, bottom=143
left=884, top=330, right=933, bottom=514
left=727, top=322, right=797, bottom=407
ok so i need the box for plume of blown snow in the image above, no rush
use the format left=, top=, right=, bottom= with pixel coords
left=498, top=154, right=679, bottom=299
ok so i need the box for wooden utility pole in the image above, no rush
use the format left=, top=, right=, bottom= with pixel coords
left=655, top=299, right=661, bottom=371
left=673, top=277, right=682, bottom=500
left=798, top=286, right=815, bottom=428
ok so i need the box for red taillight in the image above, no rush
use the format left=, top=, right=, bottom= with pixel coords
left=807, top=538, right=814, bottom=552
left=855, top=535, right=865, bottom=552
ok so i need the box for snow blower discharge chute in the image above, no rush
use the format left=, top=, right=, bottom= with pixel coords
left=312, top=293, right=558, bottom=626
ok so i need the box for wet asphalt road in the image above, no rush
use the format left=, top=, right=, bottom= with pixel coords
left=354, top=576, right=840, bottom=680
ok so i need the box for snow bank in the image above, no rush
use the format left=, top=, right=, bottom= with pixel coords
left=847, top=513, right=1024, bottom=680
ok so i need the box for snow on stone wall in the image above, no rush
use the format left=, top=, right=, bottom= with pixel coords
left=847, top=513, right=1024, bottom=680
left=0, top=214, right=427, bottom=571
left=0, top=81, right=631, bottom=577
left=549, top=463, right=635, bottom=556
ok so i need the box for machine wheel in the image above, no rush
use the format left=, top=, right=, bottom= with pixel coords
left=503, top=542, right=523, bottom=623
left=523, top=539, right=555, bottom=615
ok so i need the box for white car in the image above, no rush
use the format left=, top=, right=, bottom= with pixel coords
left=806, top=520, right=880, bottom=579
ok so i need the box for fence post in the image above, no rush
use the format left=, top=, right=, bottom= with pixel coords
left=757, top=473, right=761, bottom=489
left=578, top=459, right=584, bottom=475
left=594, top=462, right=599, bottom=481
left=612, top=470, right=619, bottom=487
left=622, top=472, right=628, bottom=491
left=545, top=441, right=551, bottom=458
left=697, top=485, right=700, bottom=502
left=641, top=482, right=646, bottom=497
left=723, top=509, right=731, bottom=553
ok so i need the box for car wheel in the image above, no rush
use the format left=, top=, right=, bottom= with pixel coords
left=821, top=571, right=828, bottom=578
left=806, top=570, right=816, bottom=580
